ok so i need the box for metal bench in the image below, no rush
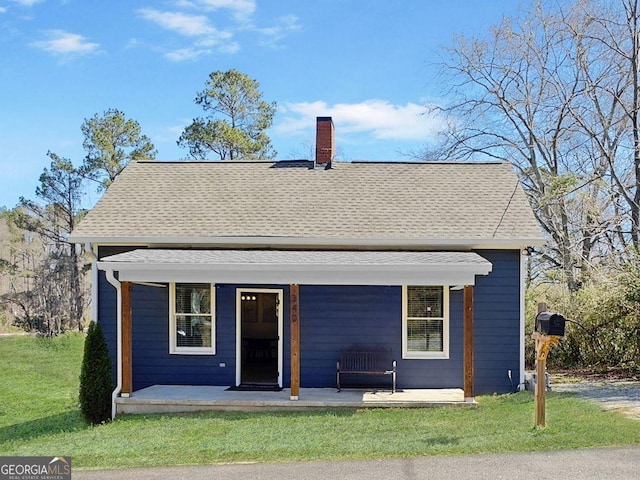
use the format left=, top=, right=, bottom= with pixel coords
left=336, top=348, right=397, bottom=393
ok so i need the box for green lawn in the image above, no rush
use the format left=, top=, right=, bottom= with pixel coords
left=1, top=335, right=639, bottom=470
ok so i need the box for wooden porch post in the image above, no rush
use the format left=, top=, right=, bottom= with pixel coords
left=121, top=281, right=133, bottom=397
left=463, top=285, right=474, bottom=401
left=290, top=284, right=300, bottom=400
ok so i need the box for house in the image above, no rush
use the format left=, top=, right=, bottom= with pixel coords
left=69, top=117, right=544, bottom=415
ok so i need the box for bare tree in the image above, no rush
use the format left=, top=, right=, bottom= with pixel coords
left=2, top=109, right=154, bottom=334
left=577, top=0, right=640, bottom=249
left=431, top=0, right=640, bottom=290
left=6, top=153, right=88, bottom=334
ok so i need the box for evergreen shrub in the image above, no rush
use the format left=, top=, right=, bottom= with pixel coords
left=79, top=321, right=113, bottom=424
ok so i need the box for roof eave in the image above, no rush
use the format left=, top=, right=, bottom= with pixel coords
left=96, top=250, right=494, bottom=286
left=70, top=235, right=546, bottom=249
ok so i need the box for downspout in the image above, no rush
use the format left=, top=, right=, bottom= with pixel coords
left=519, top=250, right=526, bottom=391
left=85, top=243, right=99, bottom=325
left=104, top=269, right=122, bottom=420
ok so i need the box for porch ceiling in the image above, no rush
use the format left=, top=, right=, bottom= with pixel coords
left=97, top=249, right=492, bottom=286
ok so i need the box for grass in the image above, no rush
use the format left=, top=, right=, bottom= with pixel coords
left=1, top=335, right=639, bottom=470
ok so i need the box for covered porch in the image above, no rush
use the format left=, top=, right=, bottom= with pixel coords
left=98, top=249, right=493, bottom=418
left=115, top=385, right=470, bottom=414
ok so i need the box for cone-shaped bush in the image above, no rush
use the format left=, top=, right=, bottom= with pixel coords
left=79, top=321, right=113, bottom=424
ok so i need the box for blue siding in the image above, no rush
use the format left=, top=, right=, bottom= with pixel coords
left=98, top=247, right=291, bottom=389
left=97, top=270, right=118, bottom=386
left=97, top=247, right=521, bottom=394
left=473, top=250, right=521, bottom=394
left=299, top=286, right=463, bottom=389
left=97, top=246, right=138, bottom=386
left=129, top=284, right=236, bottom=389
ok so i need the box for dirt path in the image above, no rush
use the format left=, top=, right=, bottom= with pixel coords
left=553, top=379, right=640, bottom=419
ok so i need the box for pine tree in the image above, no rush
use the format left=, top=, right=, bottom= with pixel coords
left=178, top=69, right=276, bottom=160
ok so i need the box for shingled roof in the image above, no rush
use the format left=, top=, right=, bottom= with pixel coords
left=69, top=160, right=543, bottom=248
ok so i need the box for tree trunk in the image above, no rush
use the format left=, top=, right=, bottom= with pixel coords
left=631, top=0, right=640, bottom=248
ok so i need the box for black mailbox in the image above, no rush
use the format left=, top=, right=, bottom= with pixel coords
left=535, top=312, right=566, bottom=337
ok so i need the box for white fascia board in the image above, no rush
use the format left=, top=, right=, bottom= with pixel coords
left=74, top=235, right=546, bottom=249
left=97, top=261, right=491, bottom=286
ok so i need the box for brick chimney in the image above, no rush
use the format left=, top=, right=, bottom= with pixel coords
left=315, top=116, right=334, bottom=166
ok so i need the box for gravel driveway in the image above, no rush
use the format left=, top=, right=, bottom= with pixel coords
left=553, top=379, right=640, bottom=419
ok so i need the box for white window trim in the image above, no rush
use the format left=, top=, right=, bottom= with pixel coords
left=402, top=285, right=450, bottom=359
left=169, top=282, right=216, bottom=355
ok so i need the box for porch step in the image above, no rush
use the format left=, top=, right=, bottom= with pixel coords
left=115, top=385, right=474, bottom=415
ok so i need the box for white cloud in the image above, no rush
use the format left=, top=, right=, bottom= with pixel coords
left=209, top=40, right=240, bottom=54
left=125, top=38, right=141, bottom=50
left=276, top=14, right=300, bottom=30
left=276, top=100, right=443, bottom=142
left=30, top=30, right=99, bottom=57
left=138, top=8, right=235, bottom=59
left=139, top=1, right=299, bottom=60
left=145, top=121, right=190, bottom=145
left=249, top=14, right=301, bottom=47
left=0, top=7, right=6, bottom=13
left=165, top=47, right=210, bottom=61
left=138, top=9, right=218, bottom=37
left=11, top=0, right=44, bottom=6
left=167, top=122, right=189, bottom=138
left=178, top=0, right=256, bottom=21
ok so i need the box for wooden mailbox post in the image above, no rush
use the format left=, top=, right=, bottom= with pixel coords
left=532, top=302, right=564, bottom=428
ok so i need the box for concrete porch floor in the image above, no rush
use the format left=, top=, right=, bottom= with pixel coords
left=115, top=385, right=472, bottom=414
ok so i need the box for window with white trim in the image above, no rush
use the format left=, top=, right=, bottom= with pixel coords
left=402, top=285, right=449, bottom=359
left=169, top=283, right=215, bottom=355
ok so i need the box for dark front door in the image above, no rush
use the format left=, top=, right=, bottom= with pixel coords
left=238, top=290, right=280, bottom=386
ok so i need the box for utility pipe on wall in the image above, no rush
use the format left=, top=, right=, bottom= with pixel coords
left=85, top=242, right=99, bottom=325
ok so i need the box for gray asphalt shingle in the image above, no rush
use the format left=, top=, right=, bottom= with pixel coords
left=100, top=249, right=493, bottom=267
left=70, top=160, right=543, bottom=245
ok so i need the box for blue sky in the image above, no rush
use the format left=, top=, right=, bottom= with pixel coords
left=0, top=0, right=522, bottom=208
